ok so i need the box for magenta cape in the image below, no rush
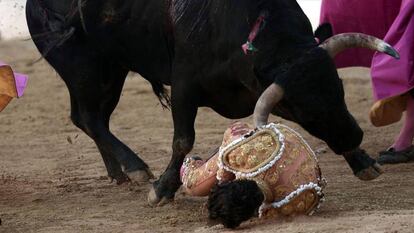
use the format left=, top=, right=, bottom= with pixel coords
left=371, top=0, right=414, bottom=100
left=0, top=61, right=28, bottom=97
left=320, top=0, right=401, bottom=68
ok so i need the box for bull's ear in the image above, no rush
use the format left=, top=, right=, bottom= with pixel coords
left=314, top=23, right=333, bottom=44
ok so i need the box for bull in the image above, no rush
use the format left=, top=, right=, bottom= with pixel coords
left=26, top=0, right=399, bottom=206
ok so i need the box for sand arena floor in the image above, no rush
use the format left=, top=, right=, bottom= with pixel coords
left=0, top=39, right=413, bottom=233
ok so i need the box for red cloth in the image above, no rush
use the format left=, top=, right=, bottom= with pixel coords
left=320, top=0, right=401, bottom=68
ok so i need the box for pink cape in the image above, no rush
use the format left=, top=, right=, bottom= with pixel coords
left=320, top=0, right=401, bottom=68
left=371, top=0, right=414, bottom=101
left=0, top=61, right=28, bottom=97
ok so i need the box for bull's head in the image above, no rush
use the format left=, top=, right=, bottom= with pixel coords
left=254, top=33, right=399, bottom=156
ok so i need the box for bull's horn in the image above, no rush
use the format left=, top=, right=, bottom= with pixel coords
left=319, top=33, right=400, bottom=59
left=253, top=83, right=284, bottom=128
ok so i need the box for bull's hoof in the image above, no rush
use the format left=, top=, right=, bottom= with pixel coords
left=344, top=148, right=383, bottom=181
left=147, top=187, right=174, bottom=207
left=110, top=173, right=130, bottom=185
left=355, top=163, right=383, bottom=181
left=147, top=169, right=181, bottom=206
left=127, top=168, right=155, bottom=183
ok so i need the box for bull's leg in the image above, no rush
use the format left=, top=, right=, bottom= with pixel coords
left=70, top=92, right=153, bottom=183
left=343, top=149, right=383, bottom=181
left=70, top=94, right=128, bottom=183
left=148, top=81, right=198, bottom=206
left=96, top=82, right=135, bottom=183
left=64, top=64, right=154, bottom=182
left=32, top=43, right=152, bottom=183
left=26, top=0, right=152, bottom=183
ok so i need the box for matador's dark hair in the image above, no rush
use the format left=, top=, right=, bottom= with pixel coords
left=207, top=179, right=264, bottom=229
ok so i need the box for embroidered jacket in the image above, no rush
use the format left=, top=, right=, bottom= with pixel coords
left=181, top=121, right=325, bottom=218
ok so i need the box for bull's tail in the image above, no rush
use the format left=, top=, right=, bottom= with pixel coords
left=152, top=85, right=171, bottom=110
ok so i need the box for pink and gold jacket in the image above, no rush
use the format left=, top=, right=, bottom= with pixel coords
left=181, top=121, right=325, bottom=218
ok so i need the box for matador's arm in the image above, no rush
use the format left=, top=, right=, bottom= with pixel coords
left=180, top=154, right=234, bottom=196
left=180, top=122, right=253, bottom=196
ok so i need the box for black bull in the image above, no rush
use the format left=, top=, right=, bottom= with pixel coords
left=26, top=0, right=398, bottom=205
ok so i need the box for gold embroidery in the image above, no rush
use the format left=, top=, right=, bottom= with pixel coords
left=235, top=152, right=246, bottom=167
left=262, top=135, right=273, bottom=146
left=262, top=208, right=279, bottom=218
left=261, top=190, right=319, bottom=218
left=295, top=201, right=306, bottom=212
left=218, top=123, right=323, bottom=220
left=280, top=204, right=293, bottom=216
left=290, top=160, right=316, bottom=187
left=274, top=185, right=292, bottom=198
left=254, top=142, right=266, bottom=152
left=228, top=151, right=237, bottom=166
left=222, top=129, right=281, bottom=173
left=241, top=144, right=253, bottom=156
left=306, top=192, right=315, bottom=203
left=247, top=154, right=260, bottom=167
left=264, top=169, right=279, bottom=186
